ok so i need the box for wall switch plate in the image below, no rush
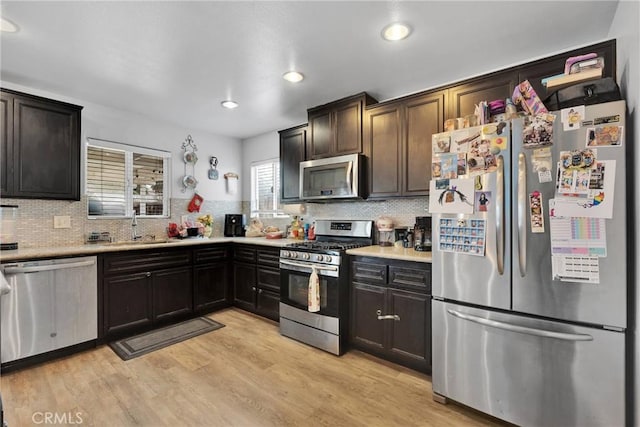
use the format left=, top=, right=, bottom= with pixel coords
left=54, top=215, right=71, bottom=229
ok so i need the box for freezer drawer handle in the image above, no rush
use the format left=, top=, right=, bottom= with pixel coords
left=2, top=259, right=96, bottom=274
left=447, top=309, right=593, bottom=341
left=376, top=309, right=400, bottom=321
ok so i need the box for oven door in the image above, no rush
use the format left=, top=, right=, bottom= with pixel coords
left=279, top=259, right=339, bottom=317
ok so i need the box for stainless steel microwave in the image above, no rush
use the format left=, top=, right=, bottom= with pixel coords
left=299, top=153, right=364, bottom=201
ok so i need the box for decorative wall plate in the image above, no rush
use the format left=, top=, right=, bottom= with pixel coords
left=183, top=151, right=198, bottom=165
left=183, top=175, right=198, bottom=189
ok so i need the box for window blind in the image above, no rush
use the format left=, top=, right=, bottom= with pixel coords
left=251, top=159, right=282, bottom=217
left=86, top=146, right=127, bottom=216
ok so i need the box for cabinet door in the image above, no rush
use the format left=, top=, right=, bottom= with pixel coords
left=12, top=95, right=81, bottom=200
left=404, top=91, right=445, bottom=195
left=257, top=265, right=280, bottom=293
left=334, top=99, right=362, bottom=155
left=104, top=272, right=153, bottom=337
left=308, top=110, right=333, bottom=159
left=387, top=288, right=431, bottom=372
left=366, top=103, right=402, bottom=198
left=152, top=266, right=193, bottom=324
left=194, top=262, right=230, bottom=313
left=350, top=282, right=386, bottom=351
left=279, top=125, right=307, bottom=202
left=0, top=92, right=13, bottom=196
left=233, top=262, right=256, bottom=312
left=256, top=289, right=280, bottom=321
left=448, top=71, right=518, bottom=119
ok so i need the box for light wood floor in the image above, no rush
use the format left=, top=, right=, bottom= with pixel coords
left=1, top=308, right=505, bottom=426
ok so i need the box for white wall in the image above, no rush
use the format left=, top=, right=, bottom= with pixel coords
left=607, top=0, right=640, bottom=424
left=0, top=80, right=243, bottom=202
left=240, top=130, right=280, bottom=200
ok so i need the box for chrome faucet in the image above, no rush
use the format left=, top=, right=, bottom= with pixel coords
left=131, top=210, right=142, bottom=240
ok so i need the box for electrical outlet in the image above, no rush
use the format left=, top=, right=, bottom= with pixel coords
left=53, top=215, right=71, bottom=229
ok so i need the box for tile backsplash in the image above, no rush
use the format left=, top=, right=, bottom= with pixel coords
left=1, top=197, right=242, bottom=248
left=1, top=196, right=429, bottom=248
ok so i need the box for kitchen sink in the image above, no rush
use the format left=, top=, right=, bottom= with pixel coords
left=105, top=239, right=179, bottom=246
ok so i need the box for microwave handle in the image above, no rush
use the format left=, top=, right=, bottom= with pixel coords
left=345, top=160, right=353, bottom=189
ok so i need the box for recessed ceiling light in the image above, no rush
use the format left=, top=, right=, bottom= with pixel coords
left=381, top=22, right=411, bottom=41
left=0, top=17, right=18, bottom=33
left=221, top=100, right=239, bottom=109
left=283, top=71, right=304, bottom=83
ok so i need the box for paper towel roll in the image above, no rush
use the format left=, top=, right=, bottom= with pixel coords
left=224, top=173, right=239, bottom=195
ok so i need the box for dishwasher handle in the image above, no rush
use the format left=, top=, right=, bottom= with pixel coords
left=3, top=259, right=96, bottom=274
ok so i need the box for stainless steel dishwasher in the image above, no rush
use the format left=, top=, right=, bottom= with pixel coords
left=1, top=256, right=97, bottom=363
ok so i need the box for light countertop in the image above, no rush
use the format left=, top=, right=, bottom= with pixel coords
left=346, top=245, right=432, bottom=263
left=0, top=236, right=300, bottom=262
left=1, top=238, right=432, bottom=264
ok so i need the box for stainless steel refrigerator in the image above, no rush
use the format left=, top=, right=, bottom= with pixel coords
left=431, top=100, right=627, bottom=426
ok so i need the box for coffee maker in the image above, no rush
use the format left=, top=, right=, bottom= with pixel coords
left=413, top=216, right=432, bottom=251
left=224, top=214, right=245, bottom=237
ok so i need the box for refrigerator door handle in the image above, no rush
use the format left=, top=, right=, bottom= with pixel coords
left=496, top=154, right=505, bottom=275
left=517, top=152, right=527, bottom=277
left=447, top=309, right=594, bottom=341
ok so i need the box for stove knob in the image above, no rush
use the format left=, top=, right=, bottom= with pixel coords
left=302, top=253, right=310, bottom=260
left=281, top=251, right=289, bottom=258
left=324, top=255, right=332, bottom=263
left=290, top=251, right=298, bottom=258
left=315, top=254, right=324, bottom=262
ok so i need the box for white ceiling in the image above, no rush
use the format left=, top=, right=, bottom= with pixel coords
left=0, top=1, right=619, bottom=140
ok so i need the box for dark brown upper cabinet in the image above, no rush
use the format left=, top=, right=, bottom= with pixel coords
left=279, top=124, right=307, bottom=203
left=1, top=88, right=82, bottom=200
left=447, top=70, right=518, bottom=120
left=0, top=94, right=13, bottom=197
left=365, top=90, right=445, bottom=198
left=307, top=92, right=377, bottom=160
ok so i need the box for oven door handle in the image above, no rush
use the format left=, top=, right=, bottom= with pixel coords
left=279, top=259, right=339, bottom=272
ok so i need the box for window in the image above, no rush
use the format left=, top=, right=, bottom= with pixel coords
left=250, top=158, right=285, bottom=218
left=86, top=138, right=171, bottom=218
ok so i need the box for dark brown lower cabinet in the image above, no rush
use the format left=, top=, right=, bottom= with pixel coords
left=232, top=245, right=281, bottom=321
left=193, top=246, right=231, bottom=313
left=104, top=272, right=153, bottom=337
left=233, top=261, right=257, bottom=311
left=152, top=266, right=193, bottom=324
left=102, top=248, right=193, bottom=340
left=101, top=243, right=278, bottom=342
left=350, top=256, right=431, bottom=373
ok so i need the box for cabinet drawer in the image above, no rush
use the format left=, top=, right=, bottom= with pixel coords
left=234, top=246, right=257, bottom=263
left=194, top=246, right=231, bottom=264
left=103, top=249, right=192, bottom=276
left=257, top=266, right=280, bottom=293
left=352, top=261, right=387, bottom=285
left=257, top=249, right=280, bottom=268
left=388, top=265, right=431, bottom=293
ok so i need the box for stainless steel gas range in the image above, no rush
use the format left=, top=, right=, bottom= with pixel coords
left=279, top=219, right=373, bottom=355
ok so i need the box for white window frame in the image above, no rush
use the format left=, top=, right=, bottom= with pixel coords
left=250, top=158, right=287, bottom=218
left=86, top=137, right=171, bottom=219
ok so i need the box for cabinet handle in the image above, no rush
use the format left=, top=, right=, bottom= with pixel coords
left=146, top=272, right=152, bottom=277
left=252, top=287, right=257, bottom=291
left=258, top=289, right=263, bottom=294
left=376, top=309, right=400, bottom=321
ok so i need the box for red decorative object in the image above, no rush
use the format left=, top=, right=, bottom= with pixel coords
left=188, top=193, right=203, bottom=212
